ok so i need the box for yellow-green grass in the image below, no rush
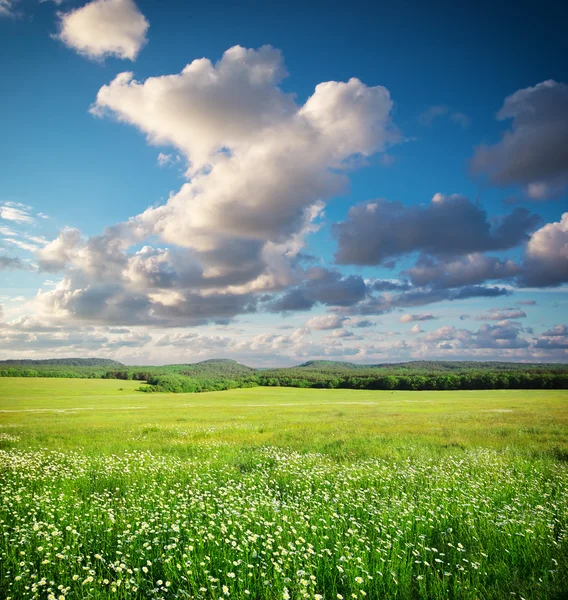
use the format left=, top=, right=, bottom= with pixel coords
left=1, top=378, right=567, bottom=600
left=1, top=377, right=567, bottom=459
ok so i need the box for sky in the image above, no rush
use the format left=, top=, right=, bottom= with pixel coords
left=0, top=0, right=567, bottom=366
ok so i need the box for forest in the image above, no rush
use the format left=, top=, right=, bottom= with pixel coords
left=1, top=357, right=567, bottom=392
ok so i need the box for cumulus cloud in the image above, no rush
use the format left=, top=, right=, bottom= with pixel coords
left=475, top=308, right=527, bottom=321
left=56, top=0, right=149, bottom=61
left=423, top=320, right=530, bottom=350
left=329, top=329, right=356, bottom=339
left=532, top=324, right=568, bottom=350
left=346, top=318, right=376, bottom=328
left=471, top=80, right=568, bottom=200
left=334, top=194, right=540, bottom=266
left=264, top=268, right=369, bottom=313
left=32, top=46, right=399, bottom=327
left=410, top=324, right=423, bottom=334
left=521, top=212, right=568, bottom=286
left=404, top=253, right=522, bottom=289
left=305, top=314, right=345, bottom=330
left=541, top=325, right=568, bottom=337
left=0, top=318, right=152, bottom=353
left=401, top=213, right=568, bottom=291
left=92, top=46, right=400, bottom=251
left=399, top=312, right=437, bottom=323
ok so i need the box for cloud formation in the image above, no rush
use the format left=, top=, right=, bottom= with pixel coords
left=334, top=194, right=539, bottom=266
left=399, top=313, right=437, bottom=323
left=305, top=314, right=345, bottom=330
left=475, top=308, right=527, bottom=321
left=33, top=46, right=400, bottom=327
left=0, top=0, right=18, bottom=17
left=404, top=253, right=522, bottom=289
left=0, top=255, right=27, bottom=271
left=0, top=202, right=35, bottom=224
left=471, top=80, right=568, bottom=200
left=423, top=320, right=530, bottom=350
left=340, top=284, right=509, bottom=317
left=56, top=0, right=149, bottom=61
left=522, top=212, right=568, bottom=286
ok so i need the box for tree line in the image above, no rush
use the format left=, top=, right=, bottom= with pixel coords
left=1, top=361, right=566, bottom=392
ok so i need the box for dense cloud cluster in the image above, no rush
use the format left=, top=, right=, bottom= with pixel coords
left=30, top=46, right=402, bottom=326
left=334, top=194, right=540, bottom=266
left=1, top=33, right=565, bottom=363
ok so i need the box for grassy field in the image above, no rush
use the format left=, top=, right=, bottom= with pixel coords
left=1, top=378, right=567, bottom=599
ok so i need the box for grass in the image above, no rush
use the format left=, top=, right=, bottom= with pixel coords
left=0, top=378, right=567, bottom=599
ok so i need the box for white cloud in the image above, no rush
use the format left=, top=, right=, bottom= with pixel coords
left=0, top=202, right=35, bottom=224
left=0, top=0, right=21, bottom=18
left=32, top=45, right=400, bottom=327
left=0, top=0, right=18, bottom=17
left=399, top=312, right=436, bottom=323
left=157, top=153, right=180, bottom=167
left=305, top=314, right=345, bottom=330
left=93, top=46, right=399, bottom=249
left=523, top=212, right=568, bottom=286
left=56, top=0, right=149, bottom=61
left=3, top=238, right=41, bottom=253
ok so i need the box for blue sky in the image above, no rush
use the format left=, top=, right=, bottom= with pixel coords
left=0, top=0, right=567, bottom=365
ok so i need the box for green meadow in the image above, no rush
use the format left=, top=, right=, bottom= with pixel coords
left=1, top=378, right=567, bottom=599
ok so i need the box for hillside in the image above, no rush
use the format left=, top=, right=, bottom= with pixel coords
left=0, top=358, right=124, bottom=367
left=169, top=359, right=256, bottom=379
left=1, top=357, right=566, bottom=391
left=296, top=360, right=568, bottom=373
left=297, top=360, right=363, bottom=370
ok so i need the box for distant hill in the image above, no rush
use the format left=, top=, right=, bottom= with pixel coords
left=0, top=358, right=124, bottom=367
left=295, top=360, right=567, bottom=373
left=167, top=359, right=255, bottom=379
left=298, top=360, right=362, bottom=370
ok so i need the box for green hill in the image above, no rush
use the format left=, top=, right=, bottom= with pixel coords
left=171, top=359, right=255, bottom=379
left=0, top=358, right=124, bottom=367
left=296, top=360, right=567, bottom=373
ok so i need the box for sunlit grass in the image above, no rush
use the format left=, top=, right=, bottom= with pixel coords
left=0, top=378, right=567, bottom=599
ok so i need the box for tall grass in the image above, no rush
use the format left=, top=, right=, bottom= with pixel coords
left=1, top=447, right=567, bottom=599
left=0, top=380, right=567, bottom=599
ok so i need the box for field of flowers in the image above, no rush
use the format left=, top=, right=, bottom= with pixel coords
left=1, top=380, right=567, bottom=599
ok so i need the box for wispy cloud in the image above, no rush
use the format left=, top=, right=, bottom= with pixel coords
left=418, top=105, right=471, bottom=128
left=0, top=202, right=35, bottom=224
